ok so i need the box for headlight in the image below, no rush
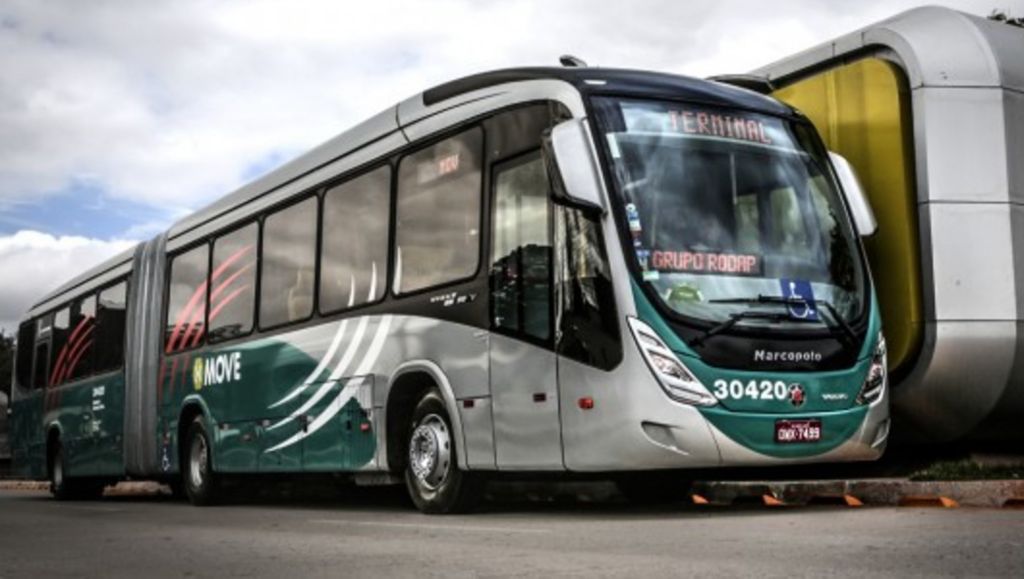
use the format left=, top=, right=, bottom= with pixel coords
left=858, top=334, right=887, bottom=404
left=627, top=317, right=716, bottom=406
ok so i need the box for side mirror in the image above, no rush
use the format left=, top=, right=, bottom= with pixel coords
left=543, top=118, right=605, bottom=215
left=829, top=152, right=877, bottom=237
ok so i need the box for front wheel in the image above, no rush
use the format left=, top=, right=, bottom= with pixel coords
left=404, top=389, right=483, bottom=514
left=184, top=417, right=221, bottom=506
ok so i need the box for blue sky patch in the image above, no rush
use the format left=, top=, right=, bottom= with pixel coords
left=0, top=179, right=174, bottom=240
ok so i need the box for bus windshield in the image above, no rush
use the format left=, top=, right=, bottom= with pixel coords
left=592, top=97, right=866, bottom=330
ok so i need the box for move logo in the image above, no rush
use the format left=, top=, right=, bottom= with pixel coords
left=193, top=352, right=243, bottom=391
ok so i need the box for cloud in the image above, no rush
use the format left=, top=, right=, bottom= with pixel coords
left=0, top=0, right=1008, bottom=336
left=0, top=0, right=1004, bottom=220
left=0, top=231, right=135, bottom=334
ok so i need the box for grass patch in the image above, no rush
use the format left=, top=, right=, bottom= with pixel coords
left=910, top=460, right=1024, bottom=481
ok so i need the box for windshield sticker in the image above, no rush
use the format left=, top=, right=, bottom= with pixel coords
left=651, top=250, right=761, bottom=276
left=636, top=248, right=650, bottom=270
left=626, top=203, right=643, bottom=232
left=665, top=283, right=704, bottom=305
left=780, top=278, right=819, bottom=320
left=637, top=248, right=660, bottom=281
left=626, top=203, right=645, bottom=247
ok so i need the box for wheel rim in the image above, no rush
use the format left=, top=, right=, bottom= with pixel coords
left=53, top=452, right=63, bottom=489
left=189, top=433, right=208, bottom=490
left=408, top=414, right=451, bottom=490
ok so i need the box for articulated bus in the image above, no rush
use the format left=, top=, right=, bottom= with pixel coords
left=9, top=66, right=889, bottom=513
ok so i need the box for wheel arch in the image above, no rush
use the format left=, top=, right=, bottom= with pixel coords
left=177, top=395, right=214, bottom=473
left=384, top=360, right=468, bottom=473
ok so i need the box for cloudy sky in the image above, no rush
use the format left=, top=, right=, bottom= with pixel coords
left=0, top=0, right=1015, bottom=332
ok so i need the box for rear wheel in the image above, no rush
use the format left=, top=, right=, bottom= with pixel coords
left=184, top=417, right=221, bottom=506
left=403, top=389, right=483, bottom=514
left=50, top=443, right=104, bottom=501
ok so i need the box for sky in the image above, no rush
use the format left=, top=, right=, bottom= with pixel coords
left=0, top=0, right=1017, bottom=332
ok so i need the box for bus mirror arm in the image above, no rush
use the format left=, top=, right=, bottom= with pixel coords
left=543, top=119, right=606, bottom=217
left=828, top=151, right=877, bottom=237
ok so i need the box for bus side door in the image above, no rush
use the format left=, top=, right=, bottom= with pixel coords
left=488, top=151, right=563, bottom=469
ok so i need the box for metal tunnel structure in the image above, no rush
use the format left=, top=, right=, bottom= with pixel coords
left=751, top=6, right=1024, bottom=442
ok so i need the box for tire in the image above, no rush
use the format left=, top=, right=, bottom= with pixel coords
left=183, top=417, right=221, bottom=506
left=616, top=472, right=691, bottom=505
left=50, top=443, right=105, bottom=501
left=403, top=389, right=483, bottom=514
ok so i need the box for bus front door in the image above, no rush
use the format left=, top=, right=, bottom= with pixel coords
left=488, top=152, right=563, bottom=470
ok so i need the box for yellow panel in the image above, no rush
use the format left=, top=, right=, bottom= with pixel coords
left=773, top=58, right=922, bottom=373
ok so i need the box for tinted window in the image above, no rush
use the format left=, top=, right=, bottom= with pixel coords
left=166, top=245, right=209, bottom=353
left=396, top=128, right=482, bottom=293
left=63, top=295, right=97, bottom=382
left=36, top=314, right=52, bottom=338
left=95, top=282, right=127, bottom=372
left=555, top=207, right=621, bottom=370
left=32, top=342, right=49, bottom=390
left=15, top=321, right=35, bottom=390
left=209, top=223, right=257, bottom=342
left=260, top=197, right=317, bottom=328
left=49, top=308, right=70, bottom=386
left=321, top=166, right=391, bottom=313
left=490, top=152, right=552, bottom=341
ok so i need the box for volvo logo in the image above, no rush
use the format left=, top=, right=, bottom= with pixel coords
left=789, top=383, right=806, bottom=407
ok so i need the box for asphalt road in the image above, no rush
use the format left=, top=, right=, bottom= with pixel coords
left=1, top=486, right=1023, bottom=578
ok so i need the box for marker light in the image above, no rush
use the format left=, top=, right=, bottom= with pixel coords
left=858, top=334, right=887, bottom=405
left=627, top=317, right=717, bottom=406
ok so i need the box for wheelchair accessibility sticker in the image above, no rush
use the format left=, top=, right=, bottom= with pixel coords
left=780, top=279, right=818, bottom=321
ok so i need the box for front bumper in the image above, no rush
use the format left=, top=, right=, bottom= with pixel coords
left=561, top=377, right=889, bottom=471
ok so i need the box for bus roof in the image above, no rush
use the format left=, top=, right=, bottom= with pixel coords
left=165, top=67, right=790, bottom=243
left=27, top=67, right=789, bottom=319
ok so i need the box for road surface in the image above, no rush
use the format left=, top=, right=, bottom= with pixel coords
left=0, top=486, right=1022, bottom=578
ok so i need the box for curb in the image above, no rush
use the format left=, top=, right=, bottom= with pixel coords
left=691, top=479, right=1024, bottom=508
left=5, top=477, right=1023, bottom=508
left=0, top=480, right=168, bottom=495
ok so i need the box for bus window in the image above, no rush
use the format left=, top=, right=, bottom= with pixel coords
left=95, top=281, right=127, bottom=372
left=395, top=127, right=483, bottom=294
left=555, top=207, right=621, bottom=370
left=321, top=166, right=390, bottom=313
left=166, top=244, right=210, bottom=353
left=15, top=321, right=35, bottom=390
left=63, top=295, right=96, bottom=382
left=490, top=151, right=552, bottom=342
left=32, top=342, right=50, bottom=390
left=209, top=223, right=257, bottom=342
left=49, top=308, right=70, bottom=386
left=36, top=313, right=52, bottom=338
left=260, top=197, right=317, bottom=329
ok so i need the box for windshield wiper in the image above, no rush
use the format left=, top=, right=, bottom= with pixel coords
left=688, top=310, right=816, bottom=348
left=708, top=294, right=857, bottom=345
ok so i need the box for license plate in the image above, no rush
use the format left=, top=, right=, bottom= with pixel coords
left=775, top=419, right=822, bottom=443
